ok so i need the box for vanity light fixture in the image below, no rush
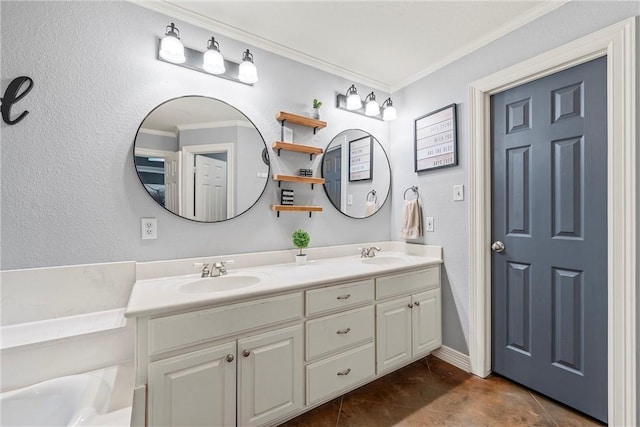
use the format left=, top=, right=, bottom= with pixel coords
left=238, top=49, right=259, bottom=84
left=336, top=85, right=396, bottom=121
left=345, top=85, right=362, bottom=110
left=364, top=92, right=380, bottom=116
left=202, top=37, right=225, bottom=74
left=381, top=98, right=397, bottom=121
left=156, top=23, right=256, bottom=85
left=159, top=23, right=185, bottom=64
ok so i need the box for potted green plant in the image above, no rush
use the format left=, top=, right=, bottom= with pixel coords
left=292, top=228, right=310, bottom=265
left=312, top=99, right=322, bottom=120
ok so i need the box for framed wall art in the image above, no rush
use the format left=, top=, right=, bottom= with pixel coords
left=414, top=103, right=458, bottom=172
left=349, top=135, right=373, bottom=181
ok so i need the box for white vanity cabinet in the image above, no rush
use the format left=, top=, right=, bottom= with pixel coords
left=141, top=293, right=304, bottom=427
left=375, top=268, right=441, bottom=374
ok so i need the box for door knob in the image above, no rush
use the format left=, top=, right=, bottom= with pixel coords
left=491, top=241, right=505, bottom=253
left=243, top=349, right=251, bottom=357
left=226, top=354, right=234, bottom=363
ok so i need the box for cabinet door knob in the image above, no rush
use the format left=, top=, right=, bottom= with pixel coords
left=414, top=301, right=420, bottom=306
left=408, top=303, right=413, bottom=308
left=243, top=349, right=251, bottom=357
left=337, top=368, right=351, bottom=376
left=336, top=294, right=351, bottom=300
left=226, top=354, right=234, bottom=363
left=336, top=328, right=351, bottom=335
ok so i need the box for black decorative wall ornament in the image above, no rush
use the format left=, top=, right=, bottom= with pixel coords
left=1, top=76, right=34, bottom=125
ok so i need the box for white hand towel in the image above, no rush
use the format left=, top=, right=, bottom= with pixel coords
left=400, top=199, right=423, bottom=240
left=364, top=200, right=378, bottom=216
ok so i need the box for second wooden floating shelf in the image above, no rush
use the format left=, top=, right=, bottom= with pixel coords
left=272, top=141, right=323, bottom=159
left=273, top=174, right=325, bottom=188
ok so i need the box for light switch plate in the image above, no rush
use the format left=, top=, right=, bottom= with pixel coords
left=425, top=217, right=434, bottom=232
left=453, top=184, right=464, bottom=201
left=347, top=194, right=353, bottom=205
left=141, top=218, right=157, bottom=240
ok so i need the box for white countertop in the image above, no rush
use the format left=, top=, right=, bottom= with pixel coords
left=125, top=249, right=442, bottom=318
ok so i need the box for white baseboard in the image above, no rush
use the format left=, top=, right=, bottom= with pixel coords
left=432, top=345, right=471, bottom=373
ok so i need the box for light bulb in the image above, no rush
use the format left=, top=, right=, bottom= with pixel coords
left=238, top=49, right=258, bottom=84
left=364, top=92, right=380, bottom=116
left=346, top=85, right=361, bottom=110
left=203, top=37, right=225, bottom=74
left=383, top=105, right=397, bottom=121
left=159, top=23, right=185, bottom=64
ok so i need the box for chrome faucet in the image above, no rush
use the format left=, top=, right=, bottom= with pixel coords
left=359, top=247, right=381, bottom=258
left=193, top=260, right=234, bottom=277
left=211, top=260, right=231, bottom=277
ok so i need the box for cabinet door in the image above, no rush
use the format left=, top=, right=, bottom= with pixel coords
left=376, top=296, right=412, bottom=374
left=412, top=288, right=442, bottom=358
left=148, top=341, right=236, bottom=427
left=238, top=324, right=303, bottom=427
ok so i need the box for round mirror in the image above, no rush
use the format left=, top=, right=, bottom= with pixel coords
left=322, top=129, right=391, bottom=218
left=133, top=96, right=269, bottom=222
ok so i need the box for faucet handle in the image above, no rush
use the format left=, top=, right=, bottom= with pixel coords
left=193, top=262, right=210, bottom=277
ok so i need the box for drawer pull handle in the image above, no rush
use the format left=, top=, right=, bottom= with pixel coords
left=336, top=294, right=351, bottom=300
left=336, top=328, right=351, bottom=335
left=414, top=301, right=420, bottom=306
left=243, top=350, right=251, bottom=357
left=226, top=354, right=234, bottom=363
left=337, top=368, right=351, bottom=376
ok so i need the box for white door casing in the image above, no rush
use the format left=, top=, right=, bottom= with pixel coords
left=468, top=18, right=636, bottom=426
left=182, top=143, right=235, bottom=220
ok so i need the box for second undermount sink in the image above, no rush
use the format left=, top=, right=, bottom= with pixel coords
left=179, top=273, right=266, bottom=294
left=361, top=256, right=408, bottom=265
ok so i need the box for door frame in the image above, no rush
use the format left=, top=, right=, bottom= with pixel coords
left=468, top=17, right=636, bottom=426
left=181, top=143, right=235, bottom=220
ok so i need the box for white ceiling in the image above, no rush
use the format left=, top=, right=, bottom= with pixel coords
left=135, top=0, right=567, bottom=92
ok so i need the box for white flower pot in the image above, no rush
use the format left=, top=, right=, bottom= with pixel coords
left=296, top=254, right=307, bottom=265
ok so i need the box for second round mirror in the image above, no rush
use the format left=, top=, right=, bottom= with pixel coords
left=322, top=129, right=391, bottom=218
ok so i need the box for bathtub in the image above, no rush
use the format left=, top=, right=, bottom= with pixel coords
left=0, top=372, right=113, bottom=427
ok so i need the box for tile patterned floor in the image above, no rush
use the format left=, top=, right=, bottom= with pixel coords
left=281, top=355, right=603, bottom=426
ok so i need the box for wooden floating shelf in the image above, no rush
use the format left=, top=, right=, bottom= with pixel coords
left=276, top=112, right=327, bottom=130
left=271, top=205, right=323, bottom=217
left=273, top=174, right=325, bottom=185
left=272, top=141, right=323, bottom=156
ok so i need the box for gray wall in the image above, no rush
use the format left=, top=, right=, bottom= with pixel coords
left=390, top=1, right=639, bottom=354
left=1, top=1, right=391, bottom=270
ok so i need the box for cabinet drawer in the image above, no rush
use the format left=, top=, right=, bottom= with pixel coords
left=376, top=268, right=439, bottom=300
left=306, top=279, right=374, bottom=316
left=148, top=293, right=302, bottom=356
left=305, top=306, right=374, bottom=361
left=306, top=342, right=375, bottom=404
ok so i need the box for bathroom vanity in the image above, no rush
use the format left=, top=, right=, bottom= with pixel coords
left=125, top=244, right=442, bottom=427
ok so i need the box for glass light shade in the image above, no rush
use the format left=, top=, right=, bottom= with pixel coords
left=238, top=60, right=258, bottom=83
left=203, top=49, right=225, bottom=74
left=365, top=99, right=380, bottom=116
left=346, top=93, right=362, bottom=110
left=383, top=105, right=397, bottom=121
left=159, top=35, right=185, bottom=64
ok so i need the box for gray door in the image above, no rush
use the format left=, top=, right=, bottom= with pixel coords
left=323, top=146, right=342, bottom=209
left=491, top=57, right=607, bottom=422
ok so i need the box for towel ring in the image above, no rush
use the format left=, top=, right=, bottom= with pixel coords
left=367, top=190, right=377, bottom=203
left=403, top=185, right=419, bottom=201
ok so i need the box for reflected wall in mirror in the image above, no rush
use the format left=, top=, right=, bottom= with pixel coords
left=134, top=96, right=269, bottom=222
left=322, top=129, right=391, bottom=218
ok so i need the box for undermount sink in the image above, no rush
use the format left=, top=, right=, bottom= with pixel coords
left=179, top=274, right=265, bottom=294
left=361, top=256, right=407, bottom=265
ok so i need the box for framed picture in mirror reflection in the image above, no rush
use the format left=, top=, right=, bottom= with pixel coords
left=349, top=136, right=373, bottom=181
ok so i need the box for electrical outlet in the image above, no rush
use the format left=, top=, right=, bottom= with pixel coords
left=141, top=218, right=157, bottom=240
left=453, top=184, right=464, bottom=201
left=425, top=217, right=434, bottom=232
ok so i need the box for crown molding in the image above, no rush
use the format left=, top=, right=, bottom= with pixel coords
left=176, top=120, right=254, bottom=131
left=391, top=1, right=568, bottom=92
left=138, top=128, right=177, bottom=138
